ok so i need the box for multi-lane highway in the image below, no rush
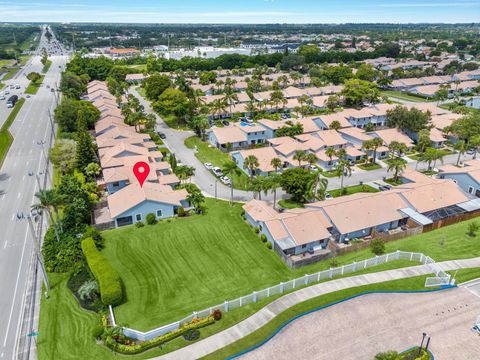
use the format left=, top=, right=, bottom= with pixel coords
left=0, top=28, right=67, bottom=360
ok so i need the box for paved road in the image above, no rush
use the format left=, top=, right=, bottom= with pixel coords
left=241, top=287, right=480, bottom=360
left=0, top=27, right=67, bottom=360
left=132, top=87, right=474, bottom=203
left=155, top=256, right=480, bottom=360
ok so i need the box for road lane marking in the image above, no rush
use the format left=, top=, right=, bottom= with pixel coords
left=17, top=192, right=21, bottom=199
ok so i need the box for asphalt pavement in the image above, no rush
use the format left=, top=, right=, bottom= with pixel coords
left=0, top=27, right=67, bottom=360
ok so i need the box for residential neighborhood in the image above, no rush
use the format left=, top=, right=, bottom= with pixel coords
left=1, top=5, right=480, bottom=360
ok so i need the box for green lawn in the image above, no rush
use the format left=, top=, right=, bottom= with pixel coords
left=321, top=169, right=339, bottom=178
left=384, top=177, right=403, bottom=186
left=203, top=274, right=436, bottom=360
left=2, top=67, right=18, bottom=81
left=329, top=184, right=379, bottom=198
left=409, top=149, right=454, bottom=161
left=42, top=60, right=52, bottom=73
left=278, top=199, right=304, bottom=209
left=357, top=162, right=382, bottom=171
left=381, top=90, right=432, bottom=103
left=184, top=136, right=251, bottom=190
left=0, top=98, right=25, bottom=168
left=25, top=75, right=44, bottom=95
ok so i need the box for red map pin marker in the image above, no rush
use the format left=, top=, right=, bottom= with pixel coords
left=133, top=161, right=150, bottom=187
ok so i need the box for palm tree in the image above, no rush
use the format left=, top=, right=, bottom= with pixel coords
left=222, top=160, right=240, bottom=205
left=222, top=90, right=239, bottom=116
left=33, top=189, right=62, bottom=241
left=469, top=135, right=480, bottom=159
left=361, top=140, right=372, bottom=165
left=370, top=137, right=383, bottom=164
left=454, top=140, right=467, bottom=166
left=305, top=153, right=318, bottom=167
left=249, top=176, right=265, bottom=200
left=307, top=172, right=328, bottom=201
left=297, top=95, right=309, bottom=118
left=270, top=157, right=282, bottom=172
left=387, top=158, right=407, bottom=182
left=265, top=174, right=281, bottom=209
left=186, top=191, right=206, bottom=214
left=244, top=155, right=259, bottom=178
left=210, top=99, right=227, bottom=119
left=325, top=147, right=336, bottom=167
left=336, top=159, right=352, bottom=192
left=293, top=150, right=307, bottom=167
left=245, top=101, right=257, bottom=118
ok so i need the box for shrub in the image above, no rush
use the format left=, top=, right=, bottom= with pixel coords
left=81, top=226, right=104, bottom=249
left=266, top=242, right=272, bottom=250
left=330, top=258, right=338, bottom=268
left=370, top=238, right=385, bottom=255
left=177, top=206, right=186, bottom=217
left=260, top=234, right=267, bottom=242
left=92, top=324, right=105, bottom=339
left=182, top=329, right=200, bottom=341
left=104, top=316, right=215, bottom=354
left=212, top=309, right=222, bottom=321
left=81, top=238, right=123, bottom=306
left=135, top=221, right=144, bottom=228
left=254, top=227, right=260, bottom=234
left=78, top=279, right=99, bottom=301
left=467, top=222, right=479, bottom=237
left=146, top=213, right=157, bottom=225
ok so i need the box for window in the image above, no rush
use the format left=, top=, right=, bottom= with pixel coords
left=156, top=209, right=162, bottom=217
left=113, top=182, right=120, bottom=187
left=469, top=186, right=475, bottom=194
left=135, top=214, right=142, bottom=221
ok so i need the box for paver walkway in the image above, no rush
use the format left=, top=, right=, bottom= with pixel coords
left=154, top=257, right=480, bottom=359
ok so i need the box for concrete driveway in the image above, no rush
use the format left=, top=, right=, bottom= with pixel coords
left=240, top=287, right=480, bottom=360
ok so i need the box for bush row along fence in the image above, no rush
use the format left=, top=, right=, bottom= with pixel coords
left=109, top=250, right=451, bottom=341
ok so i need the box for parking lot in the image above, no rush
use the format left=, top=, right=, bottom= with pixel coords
left=241, top=287, right=480, bottom=360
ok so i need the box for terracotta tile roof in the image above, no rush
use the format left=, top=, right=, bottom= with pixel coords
left=236, top=147, right=279, bottom=173
left=373, top=128, right=414, bottom=147
left=316, top=130, right=349, bottom=147
left=316, top=113, right=351, bottom=129
left=107, top=183, right=187, bottom=218
left=210, top=126, right=246, bottom=144
left=338, top=127, right=373, bottom=142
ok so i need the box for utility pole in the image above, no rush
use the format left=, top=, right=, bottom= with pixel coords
left=26, top=215, right=50, bottom=295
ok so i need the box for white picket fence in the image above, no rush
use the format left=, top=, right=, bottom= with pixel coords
left=109, top=250, right=450, bottom=341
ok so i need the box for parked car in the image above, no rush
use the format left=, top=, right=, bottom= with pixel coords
left=325, top=193, right=333, bottom=200
left=204, top=162, right=213, bottom=170
left=467, top=149, right=476, bottom=155
left=379, top=185, right=392, bottom=191
left=157, top=131, right=166, bottom=139
left=4, top=90, right=9, bottom=95
left=212, top=167, right=223, bottom=177
left=222, top=120, right=230, bottom=126
left=245, top=117, right=253, bottom=123
left=0, top=95, right=5, bottom=100
left=220, top=176, right=231, bottom=186
left=307, top=165, right=317, bottom=171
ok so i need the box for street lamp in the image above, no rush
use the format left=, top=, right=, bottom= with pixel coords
left=26, top=215, right=50, bottom=297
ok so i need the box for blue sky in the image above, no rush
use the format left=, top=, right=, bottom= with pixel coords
left=0, top=0, right=479, bottom=23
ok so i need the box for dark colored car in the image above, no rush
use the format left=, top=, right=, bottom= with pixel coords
left=157, top=132, right=167, bottom=139
left=222, top=120, right=230, bottom=126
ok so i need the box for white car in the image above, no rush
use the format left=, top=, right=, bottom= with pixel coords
left=212, top=167, right=223, bottom=177
left=0, top=96, right=5, bottom=100
left=4, top=90, right=9, bottom=95
left=204, top=162, right=213, bottom=170
left=221, top=176, right=231, bottom=186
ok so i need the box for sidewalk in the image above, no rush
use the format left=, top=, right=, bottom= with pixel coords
left=154, top=257, right=480, bottom=360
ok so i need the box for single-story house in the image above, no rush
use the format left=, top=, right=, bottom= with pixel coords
left=231, top=146, right=282, bottom=176
left=208, top=123, right=268, bottom=151
left=438, top=160, right=480, bottom=197
left=107, top=183, right=189, bottom=227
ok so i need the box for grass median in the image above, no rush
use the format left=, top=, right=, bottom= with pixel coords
left=25, top=75, right=45, bottom=95
left=0, top=97, right=25, bottom=168
left=42, top=59, right=52, bottom=73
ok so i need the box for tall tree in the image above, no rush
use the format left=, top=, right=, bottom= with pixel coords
left=222, top=160, right=240, bottom=205
left=387, top=158, right=407, bottom=182
left=244, top=155, right=259, bottom=178
left=75, top=111, right=97, bottom=171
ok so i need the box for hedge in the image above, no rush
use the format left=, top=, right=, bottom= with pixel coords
left=104, top=316, right=215, bottom=354
left=81, top=237, right=123, bottom=306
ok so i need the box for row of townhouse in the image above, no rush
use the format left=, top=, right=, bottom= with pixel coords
left=243, top=169, right=480, bottom=266
left=390, top=70, right=480, bottom=95
left=87, top=80, right=189, bottom=229
left=202, top=84, right=343, bottom=116
left=438, top=159, right=480, bottom=197
left=209, top=102, right=453, bottom=174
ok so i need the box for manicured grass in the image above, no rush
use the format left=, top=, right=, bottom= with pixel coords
left=357, top=162, right=382, bottom=171
left=278, top=199, right=304, bottom=209
left=102, top=198, right=423, bottom=331
left=321, top=169, right=339, bottom=178
left=381, top=90, right=432, bottom=103
left=0, top=59, right=13, bottom=67
left=42, top=59, right=52, bottom=73
left=2, top=67, right=18, bottom=81
left=384, top=177, right=403, bottom=186
left=135, top=85, right=146, bottom=98
left=448, top=267, right=480, bottom=284
left=329, top=184, right=379, bottom=198
left=185, top=136, right=251, bottom=190
left=25, top=75, right=44, bottom=95
left=37, top=262, right=426, bottom=360
left=409, top=149, right=454, bottom=161
left=0, top=98, right=25, bottom=168
left=203, top=274, right=433, bottom=360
